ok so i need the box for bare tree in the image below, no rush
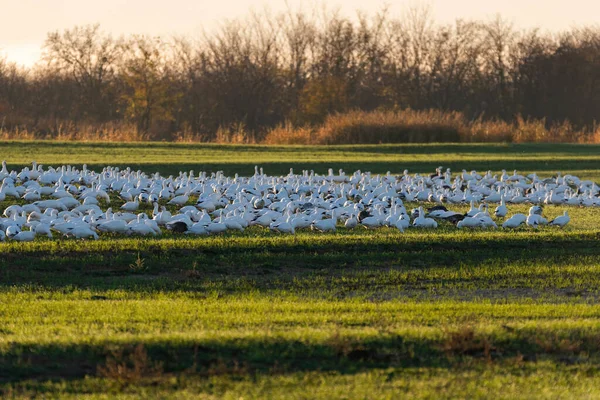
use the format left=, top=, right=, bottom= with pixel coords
left=43, top=24, right=122, bottom=120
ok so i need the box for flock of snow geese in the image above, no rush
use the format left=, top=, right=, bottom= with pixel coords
left=0, top=161, right=588, bottom=242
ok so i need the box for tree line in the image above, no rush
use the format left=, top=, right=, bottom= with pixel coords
left=1, top=7, right=600, bottom=141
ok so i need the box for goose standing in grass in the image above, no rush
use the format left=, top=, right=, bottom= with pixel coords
left=466, top=201, right=479, bottom=217
left=152, top=204, right=172, bottom=226
left=360, top=215, right=381, bottom=229
left=549, top=211, right=570, bottom=227
left=392, top=217, right=405, bottom=232
left=33, top=223, right=53, bottom=238
left=344, top=214, right=358, bottom=229
left=270, top=219, right=295, bottom=234
left=311, top=211, right=338, bottom=232
left=494, top=196, right=508, bottom=218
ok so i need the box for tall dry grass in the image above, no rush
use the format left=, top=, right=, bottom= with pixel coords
left=2, top=110, right=599, bottom=144
left=262, top=122, right=315, bottom=145
left=264, top=109, right=600, bottom=145
left=315, top=110, right=467, bottom=144
left=0, top=118, right=150, bottom=141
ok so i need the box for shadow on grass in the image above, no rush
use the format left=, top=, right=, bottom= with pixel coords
left=1, top=326, right=598, bottom=384
left=1, top=232, right=599, bottom=294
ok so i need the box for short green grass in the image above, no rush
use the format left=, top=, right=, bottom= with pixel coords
left=1, top=142, right=600, bottom=399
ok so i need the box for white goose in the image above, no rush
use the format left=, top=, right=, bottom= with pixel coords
left=65, top=225, right=99, bottom=240
left=457, top=216, right=483, bottom=229
left=311, top=211, right=338, bottom=232
left=502, top=213, right=527, bottom=228
left=549, top=211, right=570, bottom=227
left=168, top=192, right=190, bottom=206
left=413, top=207, right=438, bottom=229
left=494, top=196, right=508, bottom=218
left=344, top=214, right=358, bottom=229
left=11, top=230, right=36, bottom=242
left=120, top=199, right=139, bottom=212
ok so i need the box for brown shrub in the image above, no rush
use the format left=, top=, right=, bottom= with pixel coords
left=263, top=122, right=315, bottom=145
left=315, top=109, right=467, bottom=144
left=214, top=123, right=256, bottom=144
left=534, top=334, right=583, bottom=354
left=441, top=326, right=494, bottom=363
left=97, top=344, right=164, bottom=384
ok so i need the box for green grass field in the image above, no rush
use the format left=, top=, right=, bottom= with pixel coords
left=2, top=142, right=600, bottom=399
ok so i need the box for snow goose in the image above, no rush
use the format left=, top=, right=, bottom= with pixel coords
left=472, top=204, right=491, bottom=220
left=494, top=196, right=508, bottom=218
left=270, top=219, right=295, bottom=234
left=502, top=213, right=527, bottom=228
left=34, top=223, right=53, bottom=238
left=11, top=230, right=36, bottom=242
left=392, top=217, right=405, bottom=232
left=311, top=211, right=338, bottom=232
left=413, top=207, right=438, bottom=228
left=508, top=189, right=527, bottom=204
left=97, top=218, right=129, bottom=234
left=360, top=215, right=381, bottom=229
left=186, top=223, right=208, bottom=235
left=344, top=214, right=358, bottom=229
left=206, top=221, right=228, bottom=234
left=478, top=215, right=498, bottom=229
left=529, top=205, right=543, bottom=216
left=168, top=192, right=190, bottom=206
left=120, top=199, right=139, bottom=212
left=221, top=216, right=245, bottom=232
left=291, top=212, right=312, bottom=229
left=457, top=216, right=483, bottom=229
left=466, top=201, right=479, bottom=217
left=526, top=213, right=544, bottom=229
left=152, top=204, right=172, bottom=226
left=129, top=216, right=158, bottom=236
left=549, top=211, right=570, bottom=227
left=23, top=190, right=41, bottom=202
left=83, top=196, right=99, bottom=205
left=426, top=206, right=449, bottom=218
left=65, top=225, right=99, bottom=240
left=0, top=161, right=9, bottom=180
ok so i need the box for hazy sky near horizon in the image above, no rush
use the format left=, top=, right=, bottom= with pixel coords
left=1, top=0, right=599, bottom=66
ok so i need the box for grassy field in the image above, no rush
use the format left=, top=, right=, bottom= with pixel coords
left=1, top=142, right=600, bottom=399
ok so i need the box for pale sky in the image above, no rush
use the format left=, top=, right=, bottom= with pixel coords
left=1, top=0, right=599, bottom=67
